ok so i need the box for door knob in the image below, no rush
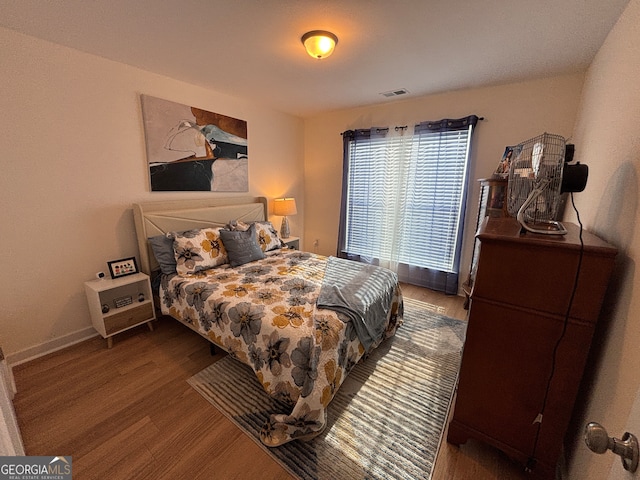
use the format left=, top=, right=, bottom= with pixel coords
left=584, top=422, right=639, bottom=472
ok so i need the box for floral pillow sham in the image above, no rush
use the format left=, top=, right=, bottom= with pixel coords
left=254, top=221, right=283, bottom=252
left=169, top=227, right=228, bottom=275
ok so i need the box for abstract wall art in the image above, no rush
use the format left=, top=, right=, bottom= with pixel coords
left=141, top=95, right=248, bottom=191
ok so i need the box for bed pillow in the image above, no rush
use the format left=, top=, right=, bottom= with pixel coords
left=227, top=219, right=250, bottom=231
left=227, top=219, right=283, bottom=252
left=148, top=235, right=177, bottom=275
left=219, top=223, right=266, bottom=267
left=254, top=221, right=284, bottom=252
left=170, top=227, right=228, bottom=275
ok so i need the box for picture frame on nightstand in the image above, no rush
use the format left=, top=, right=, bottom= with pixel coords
left=107, top=257, right=138, bottom=279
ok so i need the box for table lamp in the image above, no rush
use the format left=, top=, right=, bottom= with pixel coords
left=273, top=197, right=297, bottom=238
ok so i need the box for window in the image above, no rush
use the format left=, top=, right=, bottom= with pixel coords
left=338, top=115, right=479, bottom=294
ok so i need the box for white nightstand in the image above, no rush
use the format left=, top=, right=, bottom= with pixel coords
left=84, top=272, right=156, bottom=348
left=282, top=236, right=299, bottom=250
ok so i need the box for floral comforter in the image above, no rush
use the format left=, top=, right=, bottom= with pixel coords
left=159, top=249, right=403, bottom=446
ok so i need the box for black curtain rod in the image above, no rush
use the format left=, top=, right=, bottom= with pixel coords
left=341, top=116, right=484, bottom=136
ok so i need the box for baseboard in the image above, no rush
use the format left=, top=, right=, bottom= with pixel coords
left=6, top=327, right=99, bottom=367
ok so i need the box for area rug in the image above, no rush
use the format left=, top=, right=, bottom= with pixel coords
left=188, top=297, right=466, bottom=480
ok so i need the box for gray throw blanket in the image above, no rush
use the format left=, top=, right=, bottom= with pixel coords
left=317, top=256, right=398, bottom=352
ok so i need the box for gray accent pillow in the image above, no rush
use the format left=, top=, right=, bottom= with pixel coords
left=148, top=235, right=177, bottom=275
left=219, top=223, right=266, bottom=267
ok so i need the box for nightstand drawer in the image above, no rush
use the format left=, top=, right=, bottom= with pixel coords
left=104, top=303, right=153, bottom=335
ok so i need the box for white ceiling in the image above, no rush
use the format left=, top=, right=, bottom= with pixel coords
left=1, top=0, right=630, bottom=118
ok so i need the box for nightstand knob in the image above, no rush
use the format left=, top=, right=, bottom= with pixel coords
left=101, top=304, right=110, bottom=314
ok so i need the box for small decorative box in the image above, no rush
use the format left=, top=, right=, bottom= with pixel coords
left=114, top=295, right=133, bottom=308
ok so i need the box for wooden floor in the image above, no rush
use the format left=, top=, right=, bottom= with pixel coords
left=12, top=283, right=528, bottom=480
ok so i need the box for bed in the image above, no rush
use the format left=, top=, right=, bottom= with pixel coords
left=133, top=196, right=403, bottom=446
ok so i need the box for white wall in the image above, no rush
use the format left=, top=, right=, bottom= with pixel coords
left=0, top=28, right=304, bottom=361
left=565, top=0, right=640, bottom=478
left=303, top=74, right=584, bottom=284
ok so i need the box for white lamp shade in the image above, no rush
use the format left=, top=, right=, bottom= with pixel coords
left=273, top=198, right=297, bottom=216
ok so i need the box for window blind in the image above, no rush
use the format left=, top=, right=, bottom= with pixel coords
left=338, top=115, right=479, bottom=294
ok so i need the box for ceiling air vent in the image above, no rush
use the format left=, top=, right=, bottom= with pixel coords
left=380, top=88, right=409, bottom=98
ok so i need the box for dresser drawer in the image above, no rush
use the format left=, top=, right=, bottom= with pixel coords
left=474, top=219, right=617, bottom=320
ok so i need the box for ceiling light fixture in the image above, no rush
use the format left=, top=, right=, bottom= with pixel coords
left=301, top=30, right=338, bottom=59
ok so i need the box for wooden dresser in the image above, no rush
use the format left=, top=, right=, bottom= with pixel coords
left=447, top=217, right=617, bottom=478
left=462, top=177, right=509, bottom=308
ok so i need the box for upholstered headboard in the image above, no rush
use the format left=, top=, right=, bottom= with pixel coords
left=132, top=196, right=268, bottom=275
